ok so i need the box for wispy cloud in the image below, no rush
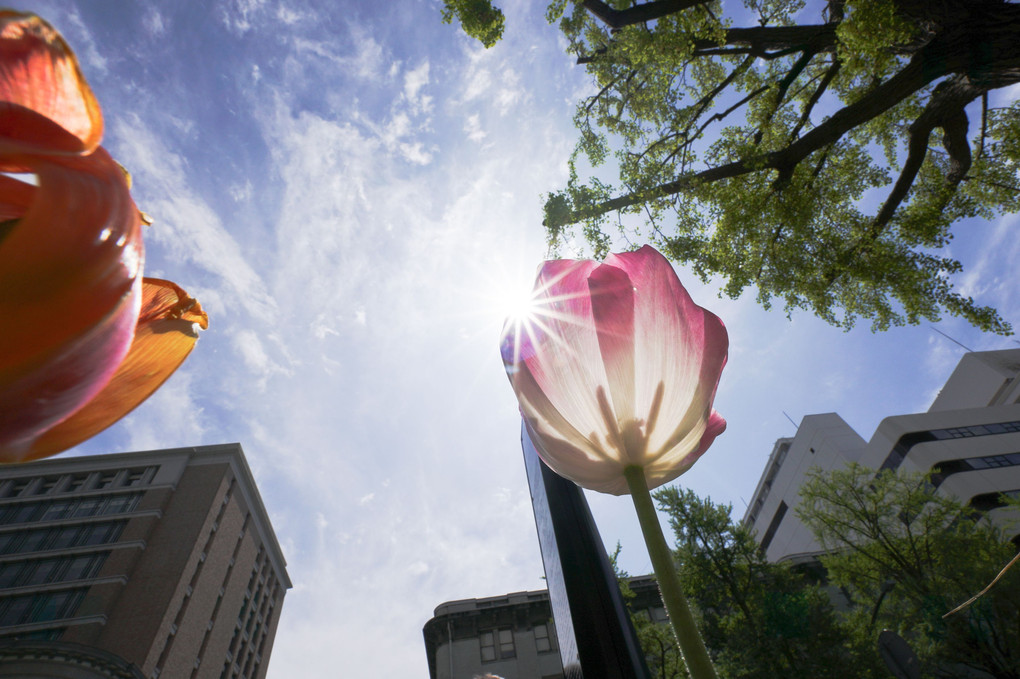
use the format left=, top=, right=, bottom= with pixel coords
left=110, top=116, right=278, bottom=323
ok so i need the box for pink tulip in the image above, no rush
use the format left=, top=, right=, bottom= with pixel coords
left=501, top=245, right=727, bottom=495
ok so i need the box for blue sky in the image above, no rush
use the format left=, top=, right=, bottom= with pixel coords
left=14, top=0, right=1020, bottom=676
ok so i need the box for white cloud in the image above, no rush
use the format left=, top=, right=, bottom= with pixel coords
left=142, top=7, right=167, bottom=36
left=399, top=141, right=433, bottom=165
left=401, top=60, right=430, bottom=110
left=291, top=27, right=386, bottom=81
left=119, top=370, right=205, bottom=452
left=231, top=329, right=292, bottom=389
left=464, top=113, right=486, bottom=142
left=59, top=8, right=107, bottom=75
left=110, top=116, right=278, bottom=323
left=219, top=0, right=268, bottom=35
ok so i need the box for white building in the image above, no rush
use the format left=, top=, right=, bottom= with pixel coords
left=743, top=349, right=1020, bottom=562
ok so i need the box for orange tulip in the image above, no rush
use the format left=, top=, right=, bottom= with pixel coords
left=0, top=11, right=207, bottom=462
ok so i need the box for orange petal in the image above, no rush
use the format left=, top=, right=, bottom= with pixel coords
left=0, top=11, right=102, bottom=161
left=0, top=147, right=142, bottom=382
left=13, top=279, right=208, bottom=463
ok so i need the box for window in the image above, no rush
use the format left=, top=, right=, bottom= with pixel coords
left=480, top=631, right=496, bottom=662
left=0, top=521, right=124, bottom=556
left=0, top=553, right=108, bottom=591
left=534, top=623, right=556, bottom=652
left=480, top=628, right=515, bottom=662
left=0, top=588, right=86, bottom=627
left=41, top=500, right=74, bottom=522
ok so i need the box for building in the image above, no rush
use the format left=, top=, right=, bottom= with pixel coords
left=743, top=349, right=1020, bottom=562
left=0, top=443, right=291, bottom=679
left=422, top=575, right=665, bottom=679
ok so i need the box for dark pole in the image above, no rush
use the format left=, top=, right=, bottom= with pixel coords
left=522, top=422, right=652, bottom=679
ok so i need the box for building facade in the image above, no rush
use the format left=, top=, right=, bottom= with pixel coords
left=0, top=443, right=291, bottom=679
left=423, top=575, right=665, bottom=679
left=744, top=349, right=1020, bottom=562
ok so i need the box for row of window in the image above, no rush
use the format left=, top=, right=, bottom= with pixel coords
left=0, top=492, right=141, bottom=526
left=881, top=420, right=1020, bottom=472
left=0, top=467, right=156, bottom=499
left=0, top=587, right=86, bottom=628
left=0, top=551, right=108, bottom=590
left=479, top=624, right=557, bottom=663
left=933, top=422, right=1020, bottom=439
left=0, top=520, right=125, bottom=556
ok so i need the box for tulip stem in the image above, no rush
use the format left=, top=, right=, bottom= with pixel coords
left=624, top=465, right=718, bottom=679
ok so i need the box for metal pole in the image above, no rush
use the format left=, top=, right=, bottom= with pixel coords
left=522, top=422, right=652, bottom=679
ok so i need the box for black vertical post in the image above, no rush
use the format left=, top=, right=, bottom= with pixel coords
left=522, top=423, right=652, bottom=679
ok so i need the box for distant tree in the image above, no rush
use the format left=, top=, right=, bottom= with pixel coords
left=798, top=464, right=1020, bottom=678
left=613, top=556, right=689, bottom=679
left=655, top=486, right=882, bottom=678
left=449, top=0, right=1020, bottom=334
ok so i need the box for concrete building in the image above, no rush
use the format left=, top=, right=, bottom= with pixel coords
left=0, top=443, right=291, bottom=679
left=744, top=349, right=1020, bottom=562
left=423, top=575, right=665, bottom=679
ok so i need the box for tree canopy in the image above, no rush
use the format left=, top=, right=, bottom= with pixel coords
left=448, top=0, right=1020, bottom=334
left=798, top=464, right=1020, bottom=678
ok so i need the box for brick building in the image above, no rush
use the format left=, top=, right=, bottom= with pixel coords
left=0, top=443, right=290, bottom=679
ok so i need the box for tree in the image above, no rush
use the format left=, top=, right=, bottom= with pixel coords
left=450, top=0, right=1020, bottom=334
left=798, top=464, right=1020, bottom=678
left=653, top=486, right=883, bottom=678
left=441, top=0, right=505, bottom=48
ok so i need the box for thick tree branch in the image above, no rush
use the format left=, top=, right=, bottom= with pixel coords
left=579, top=23, right=837, bottom=64
left=582, top=0, right=711, bottom=30
left=550, top=53, right=939, bottom=226
left=872, top=77, right=980, bottom=236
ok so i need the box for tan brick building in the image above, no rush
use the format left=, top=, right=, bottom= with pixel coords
left=0, top=443, right=291, bottom=679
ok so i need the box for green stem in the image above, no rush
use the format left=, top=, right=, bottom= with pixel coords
left=624, top=465, right=718, bottom=679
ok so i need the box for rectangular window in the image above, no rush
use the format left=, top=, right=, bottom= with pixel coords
left=41, top=500, right=74, bottom=522
left=0, top=533, right=16, bottom=555
left=535, top=623, right=553, bottom=652
left=73, top=498, right=102, bottom=518
left=498, top=629, right=515, bottom=659
left=0, top=562, right=23, bottom=589
left=25, top=559, right=60, bottom=586
left=50, top=526, right=80, bottom=551
left=480, top=631, right=496, bottom=662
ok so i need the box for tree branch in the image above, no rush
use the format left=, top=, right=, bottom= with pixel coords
left=549, top=53, right=939, bottom=227
left=582, top=0, right=712, bottom=30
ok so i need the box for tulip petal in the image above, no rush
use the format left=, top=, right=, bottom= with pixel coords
left=0, top=148, right=142, bottom=378
left=508, top=258, right=612, bottom=452
left=588, top=262, right=636, bottom=432
left=606, top=246, right=728, bottom=460
left=15, top=279, right=208, bottom=462
left=0, top=11, right=102, bottom=161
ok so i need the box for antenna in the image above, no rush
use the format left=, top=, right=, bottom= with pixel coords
left=782, top=411, right=798, bottom=429
left=929, top=325, right=973, bottom=352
